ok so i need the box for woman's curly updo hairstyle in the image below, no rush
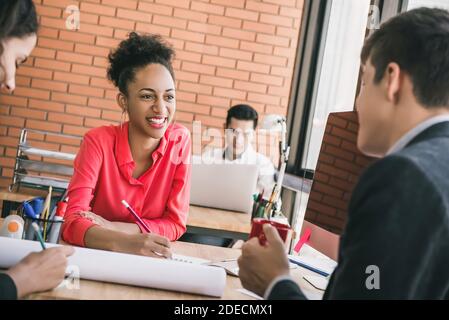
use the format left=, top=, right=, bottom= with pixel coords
left=107, top=32, right=175, bottom=95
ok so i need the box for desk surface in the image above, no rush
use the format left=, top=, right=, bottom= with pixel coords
left=0, top=218, right=324, bottom=300
left=187, top=205, right=251, bottom=234
left=26, top=241, right=324, bottom=300
left=28, top=241, right=247, bottom=300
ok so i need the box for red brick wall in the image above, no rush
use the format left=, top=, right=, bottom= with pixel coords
left=304, top=111, right=377, bottom=234
left=0, top=0, right=304, bottom=188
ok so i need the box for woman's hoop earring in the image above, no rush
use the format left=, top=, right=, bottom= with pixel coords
left=120, top=110, right=127, bottom=130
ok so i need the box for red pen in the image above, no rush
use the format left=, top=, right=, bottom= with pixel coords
left=121, top=200, right=151, bottom=233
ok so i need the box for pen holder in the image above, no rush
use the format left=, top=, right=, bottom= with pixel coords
left=20, top=197, right=65, bottom=244
left=251, top=199, right=269, bottom=219
left=22, top=215, right=64, bottom=243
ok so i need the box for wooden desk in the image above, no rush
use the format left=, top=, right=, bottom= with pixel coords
left=27, top=241, right=247, bottom=300
left=0, top=218, right=325, bottom=300
left=187, top=205, right=251, bottom=240
left=26, top=242, right=324, bottom=300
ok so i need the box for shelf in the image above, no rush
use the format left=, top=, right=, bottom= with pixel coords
left=19, top=145, right=76, bottom=161
left=15, top=173, right=70, bottom=190
left=17, top=158, right=74, bottom=176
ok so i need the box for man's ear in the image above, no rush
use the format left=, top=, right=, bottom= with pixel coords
left=385, top=62, right=402, bottom=104
left=116, top=92, right=128, bottom=112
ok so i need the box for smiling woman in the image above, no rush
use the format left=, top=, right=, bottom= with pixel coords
left=61, top=32, right=192, bottom=259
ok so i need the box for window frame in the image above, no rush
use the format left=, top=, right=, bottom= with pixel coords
left=285, top=0, right=331, bottom=180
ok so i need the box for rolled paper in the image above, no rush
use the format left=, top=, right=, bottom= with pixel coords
left=0, top=237, right=227, bottom=297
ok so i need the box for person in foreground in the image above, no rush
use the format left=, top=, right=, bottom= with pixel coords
left=0, top=0, right=74, bottom=300
left=238, top=7, right=449, bottom=299
left=61, top=32, right=191, bottom=259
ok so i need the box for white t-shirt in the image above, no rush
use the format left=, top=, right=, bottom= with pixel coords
left=201, top=145, right=276, bottom=197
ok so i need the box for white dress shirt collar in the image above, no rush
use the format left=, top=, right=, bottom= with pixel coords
left=386, top=114, right=449, bottom=155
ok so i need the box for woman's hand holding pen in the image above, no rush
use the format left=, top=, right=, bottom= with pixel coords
left=80, top=211, right=172, bottom=258
left=117, top=233, right=172, bottom=259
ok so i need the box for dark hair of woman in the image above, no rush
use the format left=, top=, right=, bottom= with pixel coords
left=107, top=32, right=175, bottom=96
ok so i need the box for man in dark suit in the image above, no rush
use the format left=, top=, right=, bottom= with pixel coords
left=238, top=7, right=449, bottom=299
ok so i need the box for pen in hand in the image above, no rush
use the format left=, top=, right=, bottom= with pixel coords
left=121, top=200, right=151, bottom=233
left=31, top=222, right=46, bottom=250
left=121, top=200, right=171, bottom=259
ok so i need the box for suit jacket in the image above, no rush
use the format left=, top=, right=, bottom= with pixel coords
left=269, top=122, right=449, bottom=299
left=0, top=273, right=17, bottom=300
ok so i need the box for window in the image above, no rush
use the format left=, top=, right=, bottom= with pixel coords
left=303, top=0, right=371, bottom=170
left=406, top=0, right=449, bottom=10
left=287, top=0, right=371, bottom=174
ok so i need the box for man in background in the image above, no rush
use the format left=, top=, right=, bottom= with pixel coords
left=202, top=104, right=276, bottom=197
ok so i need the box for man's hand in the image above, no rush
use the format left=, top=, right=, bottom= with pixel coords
left=238, top=224, right=290, bottom=297
left=5, top=246, right=75, bottom=298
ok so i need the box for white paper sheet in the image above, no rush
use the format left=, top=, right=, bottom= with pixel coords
left=236, top=288, right=263, bottom=300
left=209, top=259, right=298, bottom=277
left=172, top=254, right=211, bottom=265
left=303, top=275, right=329, bottom=291
left=288, top=253, right=337, bottom=276
left=0, top=237, right=226, bottom=297
left=301, top=288, right=324, bottom=300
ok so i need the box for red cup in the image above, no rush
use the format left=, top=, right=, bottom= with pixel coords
left=249, top=218, right=292, bottom=246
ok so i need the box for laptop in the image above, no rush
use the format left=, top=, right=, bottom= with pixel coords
left=190, top=161, right=259, bottom=214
